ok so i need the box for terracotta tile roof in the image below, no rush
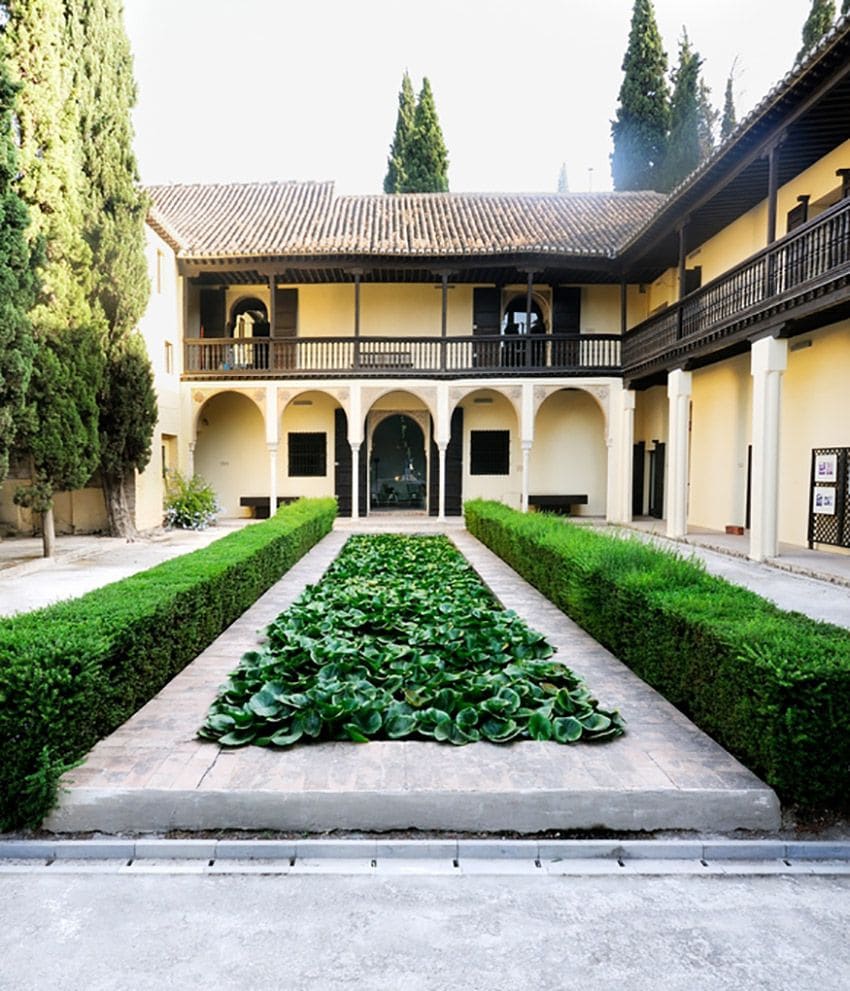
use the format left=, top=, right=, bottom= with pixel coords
left=146, top=182, right=665, bottom=260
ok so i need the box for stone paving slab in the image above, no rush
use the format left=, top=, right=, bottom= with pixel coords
left=44, top=525, right=780, bottom=834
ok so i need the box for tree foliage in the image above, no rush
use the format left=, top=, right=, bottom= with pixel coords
left=798, top=0, right=836, bottom=61
left=610, top=0, right=669, bottom=191
left=383, top=71, right=416, bottom=193
left=383, top=74, right=449, bottom=193
left=697, top=78, right=718, bottom=161
left=720, top=66, right=738, bottom=141
left=557, top=163, right=569, bottom=193
left=0, top=42, right=37, bottom=488
left=66, top=0, right=156, bottom=536
left=660, top=32, right=703, bottom=192
left=14, top=325, right=103, bottom=556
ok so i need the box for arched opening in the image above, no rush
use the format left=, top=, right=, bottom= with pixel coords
left=194, top=391, right=266, bottom=516
left=501, top=295, right=548, bottom=367
left=370, top=414, right=427, bottom=510
left=229, top=297, right=269, bottom=337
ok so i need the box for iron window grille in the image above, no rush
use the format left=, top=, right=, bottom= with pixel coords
left=288, top=432, right=326, bottom=477
left=470, top=430, right=510, bottom=475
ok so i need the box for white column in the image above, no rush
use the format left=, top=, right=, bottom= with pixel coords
left=666, top=368, right=692, bottom=538
left=438, top=443, right=448, bottom=520
left=619, top=389, right=636, bottom=523
left=521, top=441, right=532, bottom=513
left=351, top=442, right=361, bottom=519
left=749, top=336, right=788, bottom=562
left=267, top=443, right=278, bottom=516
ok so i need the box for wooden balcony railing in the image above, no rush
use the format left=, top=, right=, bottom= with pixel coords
left=623, top=194, right=850, bottom=378
left=182, top=333, right=622, bottom=379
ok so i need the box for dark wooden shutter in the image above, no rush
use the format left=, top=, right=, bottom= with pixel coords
left=552, top=286, right=581, bottom=335
left=199, top=288, right=225, bottom=337
left=334, top=408, right=351, bottom=516
left=684, top=267, right=702, bottom=295
left=358, top=442, right=367, bottom=517
left=632, top=441, right=645, bottom=516
left=274, top=288, right=298, bottom=337
left=472, top=287, right=500, bottom=335
left=429, top=408, right=463, bottom=516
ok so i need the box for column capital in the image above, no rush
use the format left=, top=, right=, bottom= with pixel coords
left=667, top=367, right=693, bottom=398
left=750, top=335, right=788, bottom=375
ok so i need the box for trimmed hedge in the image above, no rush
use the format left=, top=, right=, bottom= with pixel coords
left=465, top=500, right=850, bottom=808
left=0, top=498, right=336, bottom=830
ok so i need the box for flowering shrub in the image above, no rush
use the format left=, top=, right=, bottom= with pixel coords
left=164, top=471, right=221, bottom=530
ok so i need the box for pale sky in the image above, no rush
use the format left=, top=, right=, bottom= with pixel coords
left=123, top=0, right=812, bottom=194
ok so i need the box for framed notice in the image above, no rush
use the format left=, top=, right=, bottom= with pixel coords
left=814, top=486, right=836, bottom=515
left=814, top=453, right=838, bottom=483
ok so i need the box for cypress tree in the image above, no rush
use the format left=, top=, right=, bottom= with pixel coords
left=610, top=0, right=669, bottom=191
left=403, top=77, right=449, bottom=193
left=697, top=78, right=718, bottom=161
left=67, top=0, right=157, bottom=537
left=843, top=0, right=849, bottom=15
left=557, top=163, right=569, bottom=193
left=0, top=42, right=37, bottom=489
left=3, top=0, right=95, bottom=332
left=660, top=31, right=702, bottom=192
left=383, top=71, right=416, bottom=193
left=14, top=325, right=103, bottom=557
left=720, top=66, right=738, bottom=141
left=798, top=0, right=836, bottom=61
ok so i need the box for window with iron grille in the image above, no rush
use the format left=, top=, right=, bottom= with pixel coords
left=288, top=432, right=326, bottom=477
left=470, top=430, right=509, bottom=475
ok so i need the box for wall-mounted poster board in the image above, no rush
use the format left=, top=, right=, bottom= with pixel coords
left=808, top=448, right=850, bottom=548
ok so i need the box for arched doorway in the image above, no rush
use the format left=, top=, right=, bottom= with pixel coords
left=370, top=414, right=427, bottom=510
left=501, top=295, right=548, bottom=367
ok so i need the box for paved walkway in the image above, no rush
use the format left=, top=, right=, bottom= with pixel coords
left=44, top=523, right=778, bottom=835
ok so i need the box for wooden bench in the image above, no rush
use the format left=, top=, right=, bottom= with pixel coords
left=239, top=495, right=301, bottom=519
left=528, top=494, right=588, bottom=516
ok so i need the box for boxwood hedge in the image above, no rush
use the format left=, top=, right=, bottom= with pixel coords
left=465, top=499, right=850, bottom=808
left=0, top=497, right=336, bottom=830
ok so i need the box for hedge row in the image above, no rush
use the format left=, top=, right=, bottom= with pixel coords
left=0, top=498, right=336, bottom=830
left=465, top=499, right=850, bottom=808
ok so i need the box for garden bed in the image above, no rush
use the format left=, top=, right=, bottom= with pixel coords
left=199, top=534, right=623, bottom=747
left=464, top=499, right=850, bottom=808
left=0, top=497, right=337, bottom=830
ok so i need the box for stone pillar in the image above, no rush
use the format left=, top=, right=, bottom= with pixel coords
left=666, top=368, right=692, bottom=538
left=267, top=443, right=278, bottom=517
left=438, top=442, right=448, bottom=520
left=617, top=388, right=636, bottom=524
left=187, top=440, right=196, bottom=478
left=351, top=442, right=361, bottom=519
left=749, top=336, right=788, bottom=562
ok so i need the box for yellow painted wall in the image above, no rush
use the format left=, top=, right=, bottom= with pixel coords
left=529, top=389, right=607, bottom=515
left=580, top=286, right=620, bottom=335
left=780, top=319, right=850, bottom=548
left=460, top=391, right=521, bottom=509
left=194, top=391, right=268, bottom=516
left=688, top=355, right=752, bottom=532
left=279, top=391, right=339, bottom=500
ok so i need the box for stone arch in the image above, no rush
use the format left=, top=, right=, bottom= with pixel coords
left=448, top=383, right=523, bottom=427
left=533, top=382, right=610, bottom=434
left=191, top=387, right=266, bottom=439
left=360, top=385, right=437, bottom=425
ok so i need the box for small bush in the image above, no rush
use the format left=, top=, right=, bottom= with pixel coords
left=0, top=497, right=336, bottom=830
left=465, top=499, right=850, bottom=808
left=164, top=470, right=221, bottom=530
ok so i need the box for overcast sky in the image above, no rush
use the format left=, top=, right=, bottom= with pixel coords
left=122, top=0, right=814, bottom=194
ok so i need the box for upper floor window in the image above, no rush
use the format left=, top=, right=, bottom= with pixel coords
left=501, top=296, right=547, bottom=336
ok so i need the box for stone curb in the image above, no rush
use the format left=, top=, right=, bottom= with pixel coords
left=2, top=839, right=850, bottom=862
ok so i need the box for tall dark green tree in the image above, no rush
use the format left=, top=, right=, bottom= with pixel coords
left=14, top=326, right=103, bottom=557
left=557, top=163, right=569, bottom=193
left=660, top=32, right=702, bottom=192
left=798, top=0, right=836, bottom=61
left=697, top=78, right=718, bottom=161
left=843, top=0, right=849, bottom=16
left=403, top=77, right=449, bottom=193
left=0, top=42, right=37, bottom=489
left=720, top=65, right=738, bottom=141
left=610, top=0, right=669, bottom=191
left=67, top=0, right=156, bottom=537
left=383, top=71, right=416, bottom=193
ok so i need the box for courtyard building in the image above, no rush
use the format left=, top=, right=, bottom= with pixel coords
left=2, top=17, right=850, bottom=563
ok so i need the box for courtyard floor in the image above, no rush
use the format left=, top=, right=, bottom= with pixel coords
left=42, top=519, right=779, bottom=835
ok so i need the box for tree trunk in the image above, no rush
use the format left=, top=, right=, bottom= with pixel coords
left=42, top=505, right=56, bottom=558
left=102, top=470, right=137, bottom=539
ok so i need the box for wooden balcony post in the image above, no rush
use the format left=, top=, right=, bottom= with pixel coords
left=440, top=271, right=448, bottom=371
left=353, top=271, right=362, bottom=368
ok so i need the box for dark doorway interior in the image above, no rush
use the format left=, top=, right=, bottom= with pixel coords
left=648, top=441, right=665, bottom=519
left=370, top=415, right=426, bottom=509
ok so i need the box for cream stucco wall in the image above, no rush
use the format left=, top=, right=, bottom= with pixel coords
left=779, top=319, right=850, bottom=548
left=579, top=285, right=621, bottom=335
left=460, top=390, right=521, bottom=509
left=279, top=390, right=339, bottom=500
left=529, top=389, right=608, bottom=515
left=688, top=355, right=752, bottom=532
left=194, top=391, right=267, bottom=516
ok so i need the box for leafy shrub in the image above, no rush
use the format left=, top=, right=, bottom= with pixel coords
left=0, top=497, right=336, bottom=830
left=465, top=500, right=850, bottom=808
left=199, top=534, right=623, bottom=748
left=164, top=470, right=221, bottom=530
